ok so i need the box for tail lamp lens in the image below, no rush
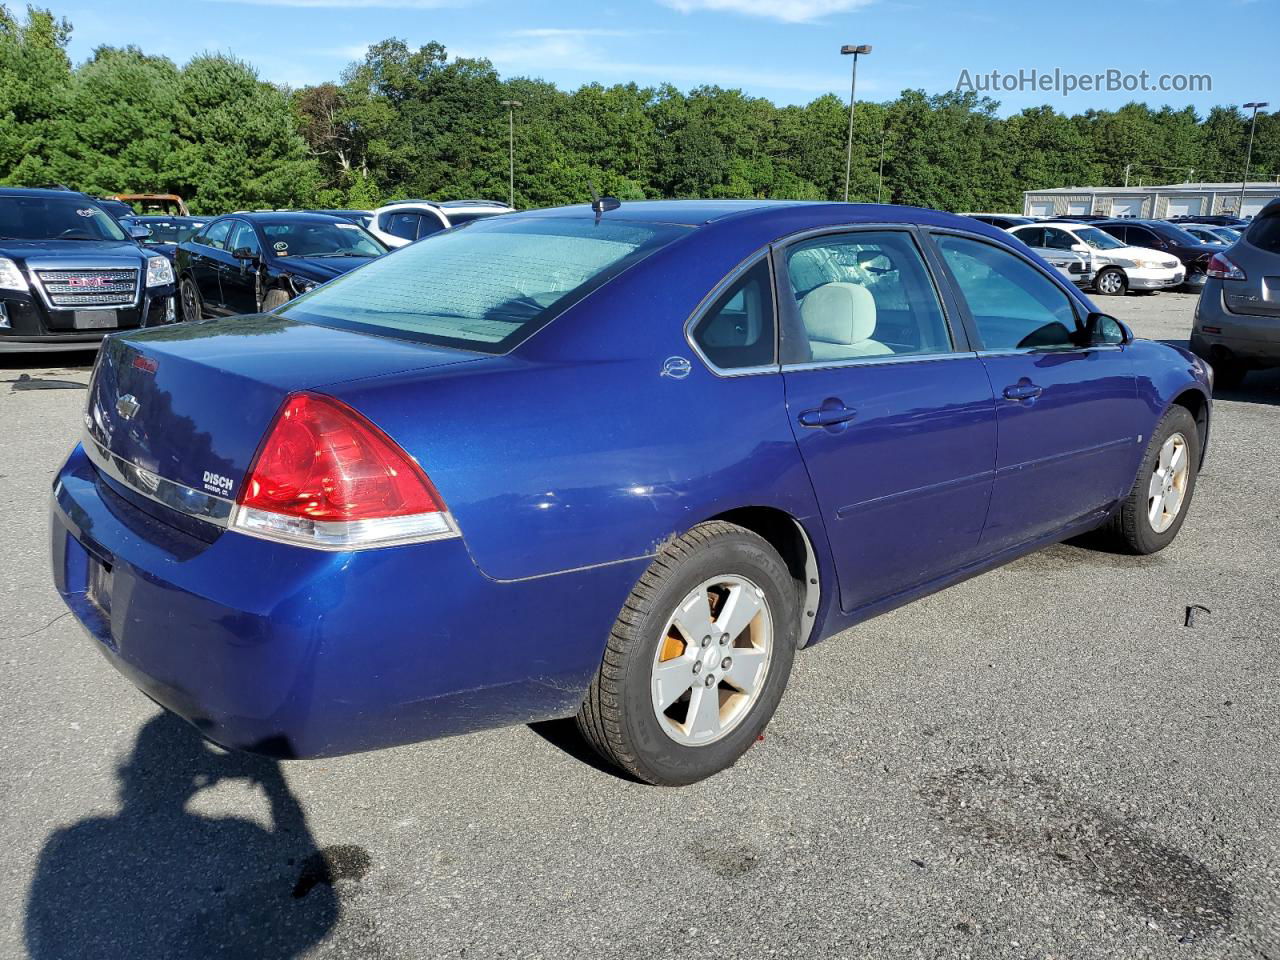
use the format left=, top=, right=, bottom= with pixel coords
left=232, top=392, right=457, bottom=549
left=1206, top=253, right=1246, bottom=281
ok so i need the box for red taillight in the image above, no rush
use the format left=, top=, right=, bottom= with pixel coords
left=232, top=392, right=456, bottom=549
left=1206, top=252, right=1246, bottom=281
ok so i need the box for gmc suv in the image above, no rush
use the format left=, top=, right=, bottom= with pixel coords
left=0, top=187, right=177, bottom=353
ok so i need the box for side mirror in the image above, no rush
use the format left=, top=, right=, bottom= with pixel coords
left=232, top=246, right=259, bottom=261
left=128, top=224, right=151, bottom=240
left=1070, top=243, right=1090, bottom=253
left=1084, top=312, right=1130, bottom=346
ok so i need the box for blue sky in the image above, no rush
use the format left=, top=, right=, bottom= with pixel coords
left=57, top=0, right=1272, bottom=116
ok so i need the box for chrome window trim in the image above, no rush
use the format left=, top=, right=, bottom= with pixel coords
left=683, top=247, right=781, bottom=379
left=782, top=351, right=977, bottom=374
left=81, top=427, right=233, bottom=528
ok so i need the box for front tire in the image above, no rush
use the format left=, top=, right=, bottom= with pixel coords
left=1095, top=267, right=1128, bottom=296
left=1103, top=405, right=1200, bottom=554
left=261, top=288, right=291, bottom=312
left=576, top=521, right=798, bottom=786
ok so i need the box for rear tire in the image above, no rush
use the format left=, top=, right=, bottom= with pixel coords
left=576, top=521, right=798, bottom=786
left=179, top=277, right=202, bottom=322
left=1095, top=267, right=1128, bottom=296
left=1102, top=405, right=1200, bottom=554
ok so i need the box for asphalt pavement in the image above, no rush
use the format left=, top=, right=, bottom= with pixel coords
left=1, top=291, right=1278, bottom=959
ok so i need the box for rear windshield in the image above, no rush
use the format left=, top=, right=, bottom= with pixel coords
left=281, top=217, right=691, bottom=353
left=0, top=196, right=127, bottom=242
left=1246, top=213, right=1280, bottom=255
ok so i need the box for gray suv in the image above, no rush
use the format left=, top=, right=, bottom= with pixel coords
left=1192, top=198, right=1280, bottom=388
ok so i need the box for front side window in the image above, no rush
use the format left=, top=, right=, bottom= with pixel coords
left=936, top=235, right=1079, bottom=352
left=0, top=196, right=127, bottom=242
left=228, top=221, right=261, bottom=257
left=1075, top=226, right=1126, bottom=251
left=1041, top=228, right=1076, bottom=251
left=690, top=259, right=775, bottom=370
left=1011, top=227, right=1044, bottom=247
left=784, top=231, right=952, bottom=363
left=282, top=216, right=690, bottom=354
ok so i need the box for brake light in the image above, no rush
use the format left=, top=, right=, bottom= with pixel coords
left=231, top=392, right=457, bottom=549
left=1206, top=253, right=1246, bottom=281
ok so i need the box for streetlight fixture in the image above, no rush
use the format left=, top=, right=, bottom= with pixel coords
left=1237, top=101, right=1269, bottom=217
left=840, top=43, right=872, bottom=203
left=499, top=99, right=522, bottom=208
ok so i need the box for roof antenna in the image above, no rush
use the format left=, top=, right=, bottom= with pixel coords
left=588, top=181, right=620, bottom=220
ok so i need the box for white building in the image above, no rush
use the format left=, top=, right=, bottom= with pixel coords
left=1022, top=182, right=1280, bottom=219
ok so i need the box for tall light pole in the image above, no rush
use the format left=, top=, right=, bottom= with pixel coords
left=1238, top=101, right=1268, bottom=217
left=840, top=44, right=872, bottom=203
left=499, top=99, right=522, bottom=208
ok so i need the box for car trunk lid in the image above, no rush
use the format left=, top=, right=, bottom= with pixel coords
left=86, top=313, right=483, bottom=505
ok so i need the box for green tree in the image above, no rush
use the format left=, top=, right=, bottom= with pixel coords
left=0, top=4, right=71, bottom=185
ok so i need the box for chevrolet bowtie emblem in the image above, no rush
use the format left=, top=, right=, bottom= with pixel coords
left=116, top=394, right=140, bottom=420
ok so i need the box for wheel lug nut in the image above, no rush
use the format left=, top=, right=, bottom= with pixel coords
left=721, top=657, right=732, bottom=669
left=719, top=633, right=728, bottom=645
left=704, top=675, right=716, bottom=686
left=701, top=635, right=711, bottom=647
left=692, top=662, right=702, bottom=674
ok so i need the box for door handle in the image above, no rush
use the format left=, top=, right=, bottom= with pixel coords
left=798, top=403, right=858, bottom=428
left=1003, top=382, right=1043, bottom=401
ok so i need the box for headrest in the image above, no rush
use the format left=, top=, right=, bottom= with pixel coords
left=800, top=282, right=877, bottom=345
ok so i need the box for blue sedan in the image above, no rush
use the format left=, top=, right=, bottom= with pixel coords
left=51, top=200, right=1211, bottom=785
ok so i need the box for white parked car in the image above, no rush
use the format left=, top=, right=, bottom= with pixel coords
left=368, top=199, right=512, bottom=248
left=1007, top=221, right=1183, bottom=296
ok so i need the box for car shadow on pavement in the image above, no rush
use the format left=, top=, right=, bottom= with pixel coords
left=1157, top=338, right=1280, bottom=407
left=526, top=718, right=643, bottom=783
left=24, top=713, right=347, bottom=960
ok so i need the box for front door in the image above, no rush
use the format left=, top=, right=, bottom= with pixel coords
left=931, top=232, right=1142, bottom=552
left=188, top=219, right=232, bottom=310
left=778, top=228, right=997, bottom=613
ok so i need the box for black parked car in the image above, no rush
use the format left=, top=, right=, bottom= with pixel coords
left=119, top=215, right=209, bottom=263
left=1092, top=219, right=1220, bottom=291
left=93, top=197, right=136, bottom=221
left=1170, top=214, right=1251, bottom=228
left=175, top=212, right=386, bottom=320
left=0, top=187, right=178, bottom=353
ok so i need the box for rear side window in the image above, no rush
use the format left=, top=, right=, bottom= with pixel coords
left=416, top=214, right=446, bottom=239
left=1246, top=213, right=1280, bottom=254
left=381, top=212, right=419, bottom=241
left=691, top=259, right=775, bottom=370
left=936, top=235, right=1079, bottom=351
left=199, top=220, right=232, bottom=249
left=1012, top=227, right=1043, bottom=247
left=283, top=217, right=691, bottom=354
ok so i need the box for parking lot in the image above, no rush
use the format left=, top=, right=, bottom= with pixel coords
left=1, top=291, right=1278, bottom=959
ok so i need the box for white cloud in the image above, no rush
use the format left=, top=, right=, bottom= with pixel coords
left=658, top=0, right=876, bottom=23
left=458, top=30, right=866, bottom=95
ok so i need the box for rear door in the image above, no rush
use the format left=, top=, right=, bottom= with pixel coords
left=929, top=231, right=1142, bottom=552
left=778, top=227, right=997, bottom=613
left=186, top=219, right=232, bottom=309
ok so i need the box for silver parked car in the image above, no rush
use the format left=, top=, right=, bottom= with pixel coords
left=1191, top=198, right=1280, bottom=388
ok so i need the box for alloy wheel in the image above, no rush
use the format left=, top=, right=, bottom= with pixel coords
left=1098, top=270, right=1123, bottom=295
left=1148, top=432, right=1190, bottom=533
left=650, top=574, right=773, bottom=746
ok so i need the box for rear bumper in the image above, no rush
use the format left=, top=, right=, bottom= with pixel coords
left=1191, top=283, right=1280, bottom=367
left=51, top=444, right=643, bottom=758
